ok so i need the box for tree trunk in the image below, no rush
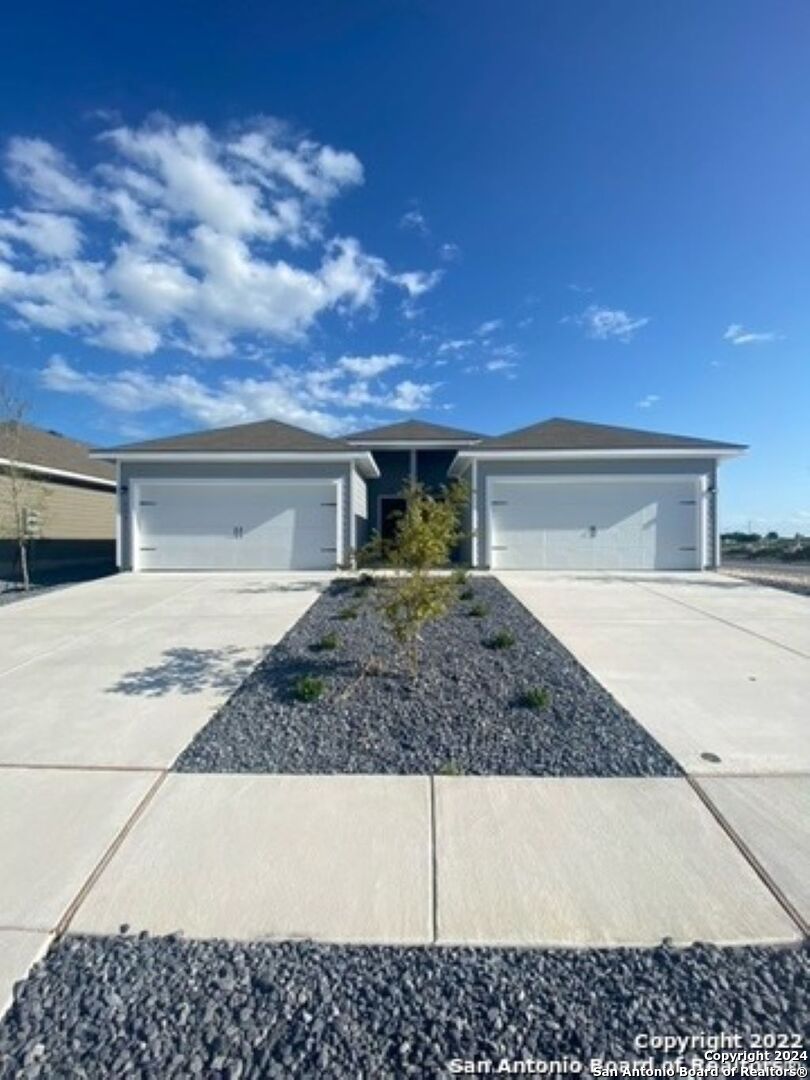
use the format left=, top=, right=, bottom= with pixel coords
left=19, top=538, right=30, bottom=592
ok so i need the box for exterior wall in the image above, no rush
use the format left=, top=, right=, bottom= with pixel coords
left=0, top=473, right=114, bottom=540
left=349, top=464, right=369, bottom=561
left=416, top=449, right=457, bottom=491
left=119, top=460, right=355, bottom=571
left=471, top=457, right=718, bottom=569
left=0, top=471, right=115, bottom=581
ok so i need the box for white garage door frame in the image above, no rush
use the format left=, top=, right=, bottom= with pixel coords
left=129, top=477, right=344, bottom=572
left=484, top=473, right=707, bottom=570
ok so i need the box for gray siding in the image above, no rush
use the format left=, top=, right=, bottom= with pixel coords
left=470, top=457, right=717, bottom=569
left=119, top=461, right=355, bottom=570
left=350, top=464, right=369, bottom=560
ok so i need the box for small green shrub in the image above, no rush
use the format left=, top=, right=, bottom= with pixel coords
left=520, top=687, right=551, bottom=710
left=459, top=587, right=475, bottom=601
left=437, top=760, right=463, bottom=776
left=468, top=602, right=488, bottom=618
left=311, top=632, right=339, bottom=652
left=293, top=674, right=326, bottom=702
left=337, top=605, right=360, bottom=620
left=451, top=568, right=469, bottom=587
left=357, top=571, right=377, bottom=588
left=485, top=629, right=515, bottom=650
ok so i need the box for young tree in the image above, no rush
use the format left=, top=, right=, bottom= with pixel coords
left=0, top=376, right=47, bottom=591
left=362, top=479, right=469, bottom=678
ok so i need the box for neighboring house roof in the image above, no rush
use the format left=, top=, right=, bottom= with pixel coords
left=0, top=422, right=115, bottom=485
left=470, top=417, right=747, bottom=452
left=96, top=418, right=356, bottom=454
left=346, top=419, right=483, bottom=443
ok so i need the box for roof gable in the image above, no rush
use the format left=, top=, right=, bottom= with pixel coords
left=475, top=417, right=747, bottom=452
left=346, top=418, right=483, bottom=443
left=98, top=417, right=353, bottom=454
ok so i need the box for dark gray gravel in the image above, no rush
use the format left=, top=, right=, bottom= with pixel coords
left=175, top=576, right=680, bottom=776
left=1, top=935, right=806, bottom=1078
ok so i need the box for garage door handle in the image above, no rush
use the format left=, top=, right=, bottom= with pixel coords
left=233, top=526, right=244, bottom=539
left=491, top=500, right=508, bottom=506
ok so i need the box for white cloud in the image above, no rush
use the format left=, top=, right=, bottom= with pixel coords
left=42, top=353, right=439, bottom=434
left=0, top=210, right=82, bottom=258
left=385, top=378, right=436, bottom=411
left=723, top=323, right=779, bottom=345
left=438, top=338, right=473, bottom=353
left=388, top=268, right=443, bottom=297
left=438, top=242, right=460, bottom=262
left=0, top=117, right=438, bottom=357
left=636, top=393, right=660, bottom=408
left=568, top=304, right=649, bottom=342
left=485, top=358, right=517, bottom=373
left=476, top=318, right=503, bottom=336
left=337, top=353, right=403, bottom=378
left=399, top=207, right=429, bottom=235
left=6, top=137, right=97, bottom=212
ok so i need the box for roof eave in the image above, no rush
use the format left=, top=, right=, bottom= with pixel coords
left=448, top=445, right=747, bottom=477
left=89, top=448, right=381, bottom=479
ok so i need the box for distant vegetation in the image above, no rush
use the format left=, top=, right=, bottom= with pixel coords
left=721, top=532, right=810, bottom=563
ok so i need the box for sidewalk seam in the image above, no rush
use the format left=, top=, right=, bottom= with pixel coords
left=53, top=771, right=168, bottom=940
left=687, top=776, right=808, bottom=938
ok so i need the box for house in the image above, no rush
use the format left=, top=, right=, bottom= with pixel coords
left=0, top=423, right=116, bottom=581
left=94, top=415, right=746, bottom=573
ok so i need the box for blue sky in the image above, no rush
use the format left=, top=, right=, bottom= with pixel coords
left=0, top=0, right=808, bottom=532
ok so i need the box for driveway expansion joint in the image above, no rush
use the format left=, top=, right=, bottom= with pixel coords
left=55, top=771, right=168, bottom=941
left=630, top=579, right=810, bottom=660
left=686, top=776, right=808, bottom=938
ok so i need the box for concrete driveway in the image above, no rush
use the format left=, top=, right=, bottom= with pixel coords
left=0, top=571, right=327, bottom=769
left=0, top=571, right=326, bottom=1013
left=497, top=570, right=810, bottom=777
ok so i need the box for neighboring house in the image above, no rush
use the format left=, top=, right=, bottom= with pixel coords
left=0, top=423, right=116, bottom=581
left=94, top=415, right=746, bottom=572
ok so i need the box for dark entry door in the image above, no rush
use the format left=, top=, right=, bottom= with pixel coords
left=380, top=497, right=407, bottom=543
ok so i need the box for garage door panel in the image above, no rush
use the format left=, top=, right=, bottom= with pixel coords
left=488, top=479, right=700, bottom=571
left=135, top=482, right=338, bottom=571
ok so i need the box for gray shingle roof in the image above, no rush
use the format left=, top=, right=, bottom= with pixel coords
left=97, top=418, right=355, bottom=455
left=346, top=419, right=483, bottom=443
left=474, top=417, right=747, bottom=452
left=0, top=422, right=115, bottom=483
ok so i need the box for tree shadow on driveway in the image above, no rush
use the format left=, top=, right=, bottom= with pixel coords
left=107, top=646, right=263, bottom=697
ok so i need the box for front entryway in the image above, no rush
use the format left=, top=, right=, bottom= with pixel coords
left=379, top=496, right=407, bottom=545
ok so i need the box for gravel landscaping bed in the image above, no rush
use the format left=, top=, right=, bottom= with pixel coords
left=1, top=935, right=806, bottom=1078
left=175, top=576, right=679, bottom=776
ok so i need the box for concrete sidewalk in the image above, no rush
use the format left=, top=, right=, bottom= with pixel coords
left=61, top=774, right=802, bottom=947
left=497, top=571, right=810, bottom=776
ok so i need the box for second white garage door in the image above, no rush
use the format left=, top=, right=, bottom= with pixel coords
left=133, top=480, right=340, bottom=571
left=487, top=477, right=702, bottom=570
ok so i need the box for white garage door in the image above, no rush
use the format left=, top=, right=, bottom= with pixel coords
left=488, top=477, right=702, bottom=570
left=133, top=481, right=339, bottom=571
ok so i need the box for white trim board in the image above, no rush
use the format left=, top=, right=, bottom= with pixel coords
left=94, top=450, right=379, bottom=479
left=450, top=446, right=744, bottom=477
